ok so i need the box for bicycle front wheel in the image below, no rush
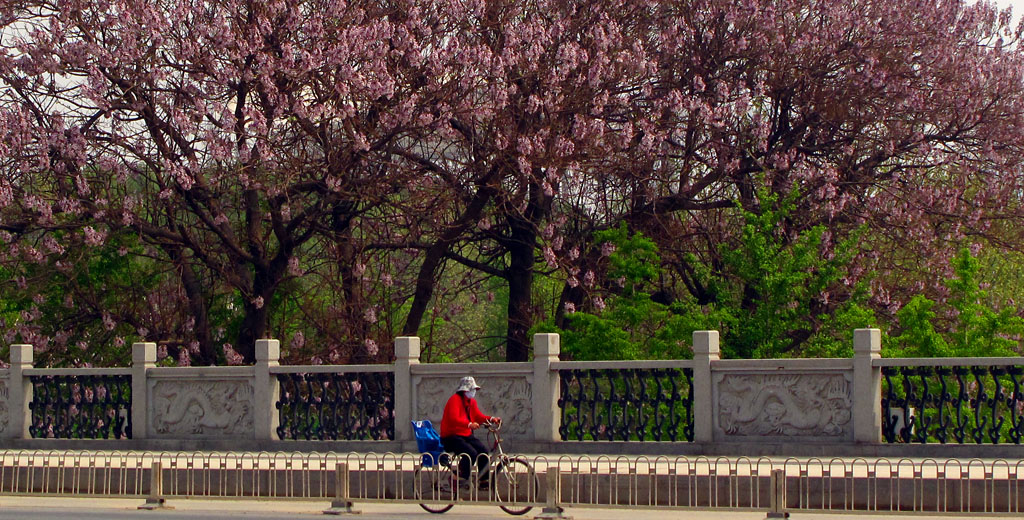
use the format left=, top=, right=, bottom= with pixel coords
left=414, top=466, right=455, bottom=514
left=491, top=458, right=539, bottom=515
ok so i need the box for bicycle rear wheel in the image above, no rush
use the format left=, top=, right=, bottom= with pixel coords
left=491, top=458, right=539, bottom=515
left=414, top=466, right=455, bottom=514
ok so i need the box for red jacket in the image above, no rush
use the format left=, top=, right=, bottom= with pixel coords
left=440, top=392, right=493, bottom=438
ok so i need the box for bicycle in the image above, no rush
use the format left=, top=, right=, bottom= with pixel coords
left=413, top=420, right=539, bottom=515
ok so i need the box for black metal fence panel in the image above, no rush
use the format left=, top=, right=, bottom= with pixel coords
left=276, top=372, right=395, bottom=440
left=28, top=375, right=132, bottom=439
left=557, top=368, right=694, bottom=442
left=882, top=365, right=1024, bottom=444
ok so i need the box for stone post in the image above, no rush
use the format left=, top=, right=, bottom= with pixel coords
left=131, top=342, right=156, bottom=439
left=254, top=339, right=281, bottom=440
left=853, top=328, right=882, bottom=443
left=692, top=330, right=720, bottom=444
left=532, top=333, right=561, bottom=444
left=393, top=336, right=420, bottom=442
left=7, top=344, right=33, bottom=439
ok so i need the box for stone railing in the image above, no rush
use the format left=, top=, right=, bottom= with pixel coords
left=1, top=329, right=1024, bottom=455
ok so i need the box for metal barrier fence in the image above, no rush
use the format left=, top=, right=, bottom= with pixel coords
left=275, top=371, right=395, bottom=441
left=878, top=359, right=1024, bottom=444
left=557, top=365, right=694, bottom=442
left=0, top=451, right=1022, bottom=514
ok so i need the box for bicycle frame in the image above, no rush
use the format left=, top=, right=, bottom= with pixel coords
left=415, top=420, right=538, bottom=515
left=484, top=421, right=508, bottom=463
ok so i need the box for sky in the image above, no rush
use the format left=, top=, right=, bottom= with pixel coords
left=995, top=0, right=1024, bottom=18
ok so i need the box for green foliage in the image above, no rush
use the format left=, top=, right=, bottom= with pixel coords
left=887, top=248, right=1024, bottom=357
left=798, top=295, right=874, bottom=358
left=545, top=186, right=876, bottom=361
left=537, top=224, right=717, bottom=361
left=710, top=188, right=871, bottom=358
left=598, top=223, right=660, bottom=297
left=0, top=231, right=160, bottom=366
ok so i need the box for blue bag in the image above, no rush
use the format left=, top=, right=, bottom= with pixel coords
left=411, top=420, right=446, bottom=467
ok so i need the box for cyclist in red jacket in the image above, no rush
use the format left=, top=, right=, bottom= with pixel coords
left=440, top=376, right=501, bottom=487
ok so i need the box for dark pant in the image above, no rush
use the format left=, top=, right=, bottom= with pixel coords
left=441, top=435, right=489, bottom=480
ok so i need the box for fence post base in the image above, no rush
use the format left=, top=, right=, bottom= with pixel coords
left=766, top=468, right=789, bottom=519
left=138, top=498, right=170, bottom=510
left=535, top=506, right=572, bottom=519
left=139, top=462, right=170, bottom=510
left=323, top=462, right=360, bottom=514
left=534, top=467, right=571, bottom=519
left=322, top=501, right=361, bottom=515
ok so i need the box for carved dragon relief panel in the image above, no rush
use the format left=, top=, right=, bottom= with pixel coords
left=0, top=380, right=9, bottom=435
left=415, top=375, right=533, bottom=440
left=715, top=372, right=853, bottom=440
left=150, top=379, right=254, bottom=438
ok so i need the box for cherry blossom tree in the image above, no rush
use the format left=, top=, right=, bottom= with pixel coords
left=552, top=0, right=1024, bottom=355
left=2, top=0, right=1023, bottom=364
left=392, top=0, right=658, bottom=361
left=0, top=0, right=449, bottom=361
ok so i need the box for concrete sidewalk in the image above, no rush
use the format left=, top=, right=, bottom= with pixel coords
left=0, top=496, right=1003, bottom=520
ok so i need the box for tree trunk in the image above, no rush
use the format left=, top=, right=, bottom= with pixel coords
left=505, top=214, right=535, bottom=362
left=555, top=282, right=585, bottom=330
left=332, top=201, right=367, bottom=362
left=403, top=184, right=495, bottom=336
left=179, top=258, right=215, bottom=365
left=236, top=299, right=268, bottom=363
left=403, top=245, right=446, bottom=337
left=235, top=259, right=276, bottom=363
left=162, top=244, right=215, bottom=365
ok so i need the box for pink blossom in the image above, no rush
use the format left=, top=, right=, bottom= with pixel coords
left=223, top=343, right=244, bottom=365
left=364, top=307, right=378, bottom=323
left=178, top=349, right=191, bottom=367
left=543, top=247, right=557, bottom=268
left=365, top=339, right=379, bottom=356
left=99, top=313, right=116, bottom=332
left=83, top=226, right=107, bottom=246
left=288, top=256, right=303, bottom=276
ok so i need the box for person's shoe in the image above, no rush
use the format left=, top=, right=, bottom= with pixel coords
left=478, top=479, right=490, bottom=490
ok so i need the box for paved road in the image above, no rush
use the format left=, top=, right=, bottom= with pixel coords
left=0, top=497, right=1003, bottom=520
